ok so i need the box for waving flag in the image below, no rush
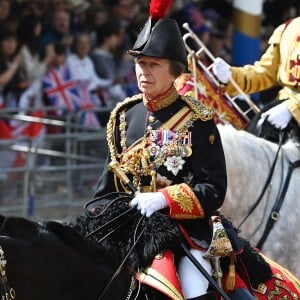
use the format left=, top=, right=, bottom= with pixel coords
left=0, top=96, right=45, bottom=139
left=0, top=97, right=12, bottom=138
left=10, top=111, right=45, bottom=138
left=0, top=120, right=12, bottom=138
left=175, top=68, right=247, bottom=130
left=75, top=81, right=101, bottom=129
left=42, top=65, right=101, bottom=128
left=42, top=64, right=78, bottom=111
left=0, top=96, right=45, bottom=182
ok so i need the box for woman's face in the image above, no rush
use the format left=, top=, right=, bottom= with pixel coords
left=1, top=37, right=18, bottom=58
left=34, top=22, right=42, bottom=37
left=76, top=35, right=91, bottom=58
left=135, top=56, right=175, bottom=99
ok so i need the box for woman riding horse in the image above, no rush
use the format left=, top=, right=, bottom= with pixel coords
left=92, top=1, right=227, bottom=299
left=91, top=0, right=270, bottom=299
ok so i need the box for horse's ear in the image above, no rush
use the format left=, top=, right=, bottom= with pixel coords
left=0, top=216, right=40, bottom=238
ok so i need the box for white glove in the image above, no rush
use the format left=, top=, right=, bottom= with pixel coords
left=130, top=192, right=169, bottom=218
left=260, top=102, right=292, bottom=129
left=212, top=57, right=232, bottom=84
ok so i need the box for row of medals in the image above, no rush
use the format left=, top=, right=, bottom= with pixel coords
left=145, top=116, right=193, bottom=175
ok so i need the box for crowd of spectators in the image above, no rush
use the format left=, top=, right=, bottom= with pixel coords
left=0, top=0, right=146, bottom=120
left=0, top=0, right=299, bottom=128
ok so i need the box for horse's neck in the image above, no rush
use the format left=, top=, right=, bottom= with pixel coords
left=282, top=140, right=300, bottom=160
left=219, top=124, right=279, bottom=171
left=219, top=125, right=287, bottom=202
left=218, top=124, right=299, bottom=212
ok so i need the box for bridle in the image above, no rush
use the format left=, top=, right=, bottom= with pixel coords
left=237, top=130, right=300, bottom=249
left=237, top=130, right=285, bottom=230
left=256, top=157, right=300, bottom=249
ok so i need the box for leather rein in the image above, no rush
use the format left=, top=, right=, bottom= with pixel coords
left=84, top=194, right=146, bottom=300
left=85, top=189, right=231, bottom=300
left=256, top=158, right=300, bottom=249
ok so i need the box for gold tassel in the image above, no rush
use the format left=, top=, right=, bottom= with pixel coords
left=226, top=255, right=236, bottom=291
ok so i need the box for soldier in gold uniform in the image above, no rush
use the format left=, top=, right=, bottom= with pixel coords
left=93, top=6, right=228, bottom=300
left=212, top=17, right=300, bottom=131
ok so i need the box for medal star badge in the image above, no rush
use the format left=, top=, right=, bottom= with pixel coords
left=164, top=155, right=185, bottom=176
left=148, top=143, right=160, bottom=156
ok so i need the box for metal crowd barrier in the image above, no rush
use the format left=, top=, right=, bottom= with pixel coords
left=0, top=106, right=110, bottom=221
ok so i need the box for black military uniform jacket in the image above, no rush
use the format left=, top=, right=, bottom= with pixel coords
left=94, top=87, right=227, bottom=243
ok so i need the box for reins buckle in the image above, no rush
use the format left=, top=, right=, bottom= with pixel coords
left=271, top=211, right=280, bottom=221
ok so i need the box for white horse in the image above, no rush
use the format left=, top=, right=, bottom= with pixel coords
left=218, top=124, right=300, bottom=278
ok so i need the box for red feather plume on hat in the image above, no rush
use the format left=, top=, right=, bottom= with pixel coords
left=150, top=0, right=173, bottom=21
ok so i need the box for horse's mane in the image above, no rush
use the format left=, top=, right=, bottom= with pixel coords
left=70, top=195, right=184, bottom=273
left=0, top=215, right=116, bottom=266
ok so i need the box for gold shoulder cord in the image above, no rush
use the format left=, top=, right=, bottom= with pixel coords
left=106, top=94, right=143, bottom=191
left=106, top=94, right=142, bottom=162
left=105, top=94, right=214, bottom=191
left=182, top=95, right=215, bottom=121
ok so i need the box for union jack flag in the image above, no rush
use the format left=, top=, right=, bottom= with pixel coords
left=0, top=97, right=11, bottom=138
left=76, top=81, right=101, bottom=129
left=42, top=65, right=101, bottom=128
left=0, top=96, right=45, bottom=139
left=42, top=64, right=79, bottom=111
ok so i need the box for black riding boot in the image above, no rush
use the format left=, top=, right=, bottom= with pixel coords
left=187, top=291, right=216, bottom=300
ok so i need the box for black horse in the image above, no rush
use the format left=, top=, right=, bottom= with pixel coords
left=0, top=193, right=181, bottom=300
left=0, top=193, right=296, bottom=300
left=0, top=214, right=137, bottom=300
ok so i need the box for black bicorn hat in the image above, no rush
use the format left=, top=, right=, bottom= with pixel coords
left=128, top=0, right=187, bottom=67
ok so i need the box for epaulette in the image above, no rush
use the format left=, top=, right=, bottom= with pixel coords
left=112, top=93, right=143, bottom=114
left=181, top=95, right=215, bottom=121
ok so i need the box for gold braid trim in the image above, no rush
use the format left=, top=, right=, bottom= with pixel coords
left=106, top=94, right=214, bottom=164
left=106, top=94, right=214, bottom=191
left=106, top=94, right=143, bottom=164
left=160, top=183, right=205, bottom=219
left=181, top=95, right=215, bottom=121
left=106, top=94, right=143, bottom=191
